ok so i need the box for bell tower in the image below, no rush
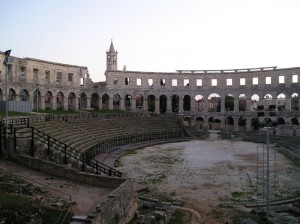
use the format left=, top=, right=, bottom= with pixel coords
left=106, top=40, right=118, bottom=71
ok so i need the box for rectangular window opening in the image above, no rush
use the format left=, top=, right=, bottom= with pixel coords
left=172, top=79, right=177, bottom=86
left=68, top=73, right=73, bottom=82
left=279, top=75, right=285, bottom=84
left=184, top=79, right=190, bottom=86
left=137, top=78, right=142, bottom=86
left=56, top=72, right=62, bottom=83
left=240, top=78, right=245, bottom=85
left=125, top=77, right=129, bottom=85
left=211, top=79, right=217, bottom=86
left=253, top=77, right=258, bottom=85
left=226, top=78, right=232, bottom=86
left=266, top=76, right=271, bottom=84
left=292, top=74, right=298, bottom=83
left=148, top=79, right=153, bottom=86
left=196, top=79, right=202, bottom=86
left=160, top=79, right=166, bottom=86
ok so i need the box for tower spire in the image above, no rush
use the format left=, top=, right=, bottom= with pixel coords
left=109, top=39, right=115, bottom=53
left=106, top=40, right=118, bottom=71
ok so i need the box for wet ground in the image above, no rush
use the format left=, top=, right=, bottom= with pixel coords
left=118, top=139, right=300, bottom=223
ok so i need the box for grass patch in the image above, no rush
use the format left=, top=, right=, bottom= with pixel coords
left=231, top=191, right=252, bottom=198
left=0, top=110, right=31, bottom=117
left=88, top=109, right=125, bottom=114
left=170, top=209, right=189, bottom=224
left=229, top=210, right=266, bottom=224
left=35, top=109, right=79, bottom=115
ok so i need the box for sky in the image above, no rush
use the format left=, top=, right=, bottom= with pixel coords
left=1, top=0, right=300, bottom=82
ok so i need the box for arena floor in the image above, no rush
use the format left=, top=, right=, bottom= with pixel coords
left=118, top=138, right=300, bottom=223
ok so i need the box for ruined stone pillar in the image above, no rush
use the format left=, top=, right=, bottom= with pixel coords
left=179, top=97, right=183, bottom=112
left=234, top=117, right=239, bottom=132
left=285, top=97, right=291, bottom=111
left=52, top=96, right=57, bottom=110
left=143, top=97, right=148, bottom=111
left=221, top=96, right=225, bottom=113
left=131, top=98, right=136, bottom=112
left=234, top=99, right=239, bottom=112
left=167, top=97, right=172, bottom=113
left=246, top=98, right=252, bottom=111
left=40, top=95, right=45, bottom=110
left=190, top=99, right=195, bottom=113
left=204, top=99, right=208, bottom=113
left=99, top=97, right=103, bottom=110
left=86, top=97, right=91, bottom=109
left=120, top=97, right=125, bottom=111
left=63, top=97, right=68, bottom=111
left=246, top=117, right=252, bottom=131
left=109, top=97, right=113, bottom=110
left=155, top=99, right=160, bottom=113
left=74, top=97, right=79, bottom=110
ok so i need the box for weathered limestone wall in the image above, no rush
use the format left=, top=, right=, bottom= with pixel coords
left=93, top=179, right=138, bottom=224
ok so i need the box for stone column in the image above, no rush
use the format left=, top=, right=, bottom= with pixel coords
left=87, top=97, right=91, bottom=109
left=221, top=96, right=225, bottom=113
left=155, top=98, right=160, bottom=113
left=109, top=97, right=113, bottom=110
left=246, top=117, right=252, bottom=131
left=74, top=97, right=79, bottom=110
left=234, top=99, right=239, bottom=112
left=143, top=97, right=148, bottom=111
left=179, top=97, right=183, bottom=112
left=246, top=98, right=252, bottom=111
left=99, top=97, right=103, bottom=110
left=52, top=96, right=57, bottom=110
left=285, top=97, right=291, bottom=111
left=204, top=99, right=208, bottom=113
left=190, top=99, right=195, bottom=113
left=234, top=117, right=239, bottom=132
left=167, top=97, right=172, bottom=113
left=40, top=95, right=45, bottom=110
left=120, top=97, right=125, bottom=111
left=131, top=98, right=136, bottom=112
left=63, top=96, right=68, bottom=111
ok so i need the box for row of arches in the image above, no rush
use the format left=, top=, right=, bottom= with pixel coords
left=0, top=87, right=299, bottom=113
left=183, top=116, right=299, bottom=131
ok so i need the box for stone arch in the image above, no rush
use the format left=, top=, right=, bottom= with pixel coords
left=9, top=88, right=16, bottom=101
left=291, top=117, right=299, bottom=125
left=208, top=115, right=221, bottom=130
left=45, top=91, right=53, bottom=110
left=125, top=94, right=132, bottom=111
left=225, top=94, right=234, bottom=111
left=291, top=93, right=299, bottom=111
left=225, top=115, right=234, bottom=132
left=20, top=89, right=29, bottom=101
left=238, top=94, right=246, bottom=111
left=251, top=94, right=260, bottom=111
left=238, top=116, right=247, bottom=131
left=113, top=94, right=121, bottom=110
left=183, top=95, right=191, bottom=111
left=33, top=88, right=41, bottom=110
left=136, top=94, right=143, bottom=110
left=147, top=95, right=155, bottom=112
left=277, top=117, right=285, bottom=125
left=91, top=93, right=100, bottom=110
left=195, top=95, right=204, bottom=112
left=79, top=92, right=87, bottom=110
left=251, top=117, right=259, bottom=130
left=183, top=117, right=191, bottom=127
left=195, top=116, right=204, bottom=129
left=171, top=94, right=179, bottom=112
left=159, top=95, right=167, bottom=114
left=102, top=93, right=109, bottom=110
left=277, top=93, right=286, bottom=111
left=56, top=91, right=64, bottom=110
left=208, top=93, right=221, bottom=112
left=68, top=92, right=76, bottom=110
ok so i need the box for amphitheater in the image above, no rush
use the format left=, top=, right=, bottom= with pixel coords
left=0, top=43, right=299, bottom=223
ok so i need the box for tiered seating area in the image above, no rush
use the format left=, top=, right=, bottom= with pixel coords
left=32, top=115, right=182, bottom=153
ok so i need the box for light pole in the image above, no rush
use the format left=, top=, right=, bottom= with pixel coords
left=3, top=50, right=11, bottom=153
left=36, top=83, right=39, bottom=114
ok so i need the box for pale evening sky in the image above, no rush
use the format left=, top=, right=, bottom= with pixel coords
left=1, top=0, right=299, bottom=82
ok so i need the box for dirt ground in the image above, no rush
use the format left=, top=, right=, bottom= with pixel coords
left=118, top=138, right=300, bottom=224
left=0, top=157, right=114, bottom=216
